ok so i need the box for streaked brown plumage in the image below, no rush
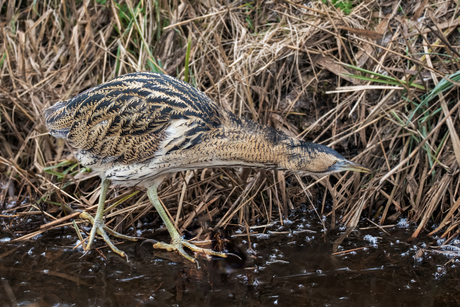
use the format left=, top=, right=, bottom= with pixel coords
left=45, top=72, right=370, bottom=262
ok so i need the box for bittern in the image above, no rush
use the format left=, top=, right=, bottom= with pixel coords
left=45, top=72, right=370, bottom=262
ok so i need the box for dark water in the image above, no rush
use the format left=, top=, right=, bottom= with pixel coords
left=1, top=214, right=460, bottom=307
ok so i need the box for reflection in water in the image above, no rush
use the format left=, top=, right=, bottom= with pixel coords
left=1, top=214, right=459, bottom=306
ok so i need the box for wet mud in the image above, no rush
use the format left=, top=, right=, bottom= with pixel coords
left=1, top=214, right=459, bottom=307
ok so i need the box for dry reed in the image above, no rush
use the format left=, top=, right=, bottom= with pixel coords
left=0, top=0, right=459, bottom=251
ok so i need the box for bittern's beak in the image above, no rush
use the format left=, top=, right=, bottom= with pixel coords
left=336, top=160, right=371, bottom=173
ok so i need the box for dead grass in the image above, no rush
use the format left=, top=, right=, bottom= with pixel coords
left=0, top=0, right=459, bottom=248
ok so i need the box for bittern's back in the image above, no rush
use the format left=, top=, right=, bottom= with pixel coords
left=45, top=72, right=226, bottom=165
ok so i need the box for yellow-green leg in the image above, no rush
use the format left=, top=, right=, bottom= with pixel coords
left=81, top=178, right=137, bottom=257
left=147, top=183, right=227, bottom=263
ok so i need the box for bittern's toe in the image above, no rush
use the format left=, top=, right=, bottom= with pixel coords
left=152, top=237, right=227, bottom=263
left=80, top=212, right=137, bottom=257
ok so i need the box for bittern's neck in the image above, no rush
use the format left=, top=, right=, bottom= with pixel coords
left=148, top=127, right=280, bottom=174
left=147, top=118, right=306, bottom=176
left=202, top=122, right=325, bottom=174
left=208, top=130, right=283, bottom=169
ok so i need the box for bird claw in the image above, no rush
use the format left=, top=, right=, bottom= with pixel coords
left=90, top=224, right=128, bottom=258
left=79, top=211, right=137, bottom=258
left=152, top=237, right=227, bottom=263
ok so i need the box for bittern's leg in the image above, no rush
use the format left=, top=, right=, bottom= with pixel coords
left=147, top=183, right=227, bottom=263
left=80, top=178, right=137, bottom=257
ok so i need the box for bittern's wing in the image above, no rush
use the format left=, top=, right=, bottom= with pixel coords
left=45, top=72, right=223, bottom=164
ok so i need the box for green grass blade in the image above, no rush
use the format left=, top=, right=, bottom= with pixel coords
left=343, top=74, right=425, bottom=90
left=184, top=34, right=192, bottom=83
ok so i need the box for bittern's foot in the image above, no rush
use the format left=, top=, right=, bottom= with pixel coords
left=152, top=236, right=227, bottom=263
left=80, top=211, right=137, bottom=257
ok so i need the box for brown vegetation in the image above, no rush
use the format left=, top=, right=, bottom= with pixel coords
left=1, top=0, right=459, bottom=250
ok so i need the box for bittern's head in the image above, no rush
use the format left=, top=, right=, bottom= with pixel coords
left=278, top=139, right=370, bottom=176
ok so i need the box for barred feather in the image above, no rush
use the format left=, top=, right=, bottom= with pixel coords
left=45, top=72, right=367, bottom=187
left=45, top=72, right=223, bottom=164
